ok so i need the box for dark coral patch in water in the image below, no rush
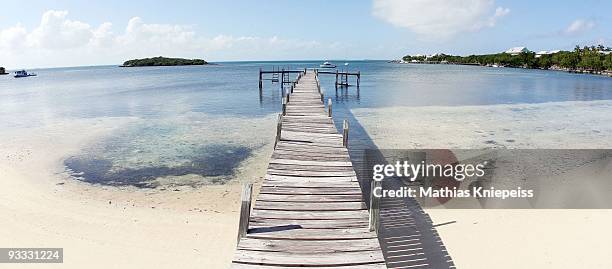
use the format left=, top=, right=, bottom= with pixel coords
left=64, top=144, right=251, bottom=188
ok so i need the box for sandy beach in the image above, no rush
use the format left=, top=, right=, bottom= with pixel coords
left=428, top=209, right=612, bottom=269
left=353, top=100, right=612, bottom=269
left=2, top=100, right=612, bottom=268
left=0, top=116, right=271, bottom=269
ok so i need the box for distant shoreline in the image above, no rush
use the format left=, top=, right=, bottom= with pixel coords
left=389, top=61, right=612, bottom=77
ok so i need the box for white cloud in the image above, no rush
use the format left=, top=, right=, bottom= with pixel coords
left=564, top=19, right=595, bottom=35
left=0, top=24, right=28, bottom=50
left=0, top=10, right=344, bottom=68
left=372, top=0, right=509, bottom=40
left=28, top=10, right=93, bottom=49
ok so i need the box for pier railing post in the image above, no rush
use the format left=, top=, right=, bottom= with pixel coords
left=327, top=98, right=332, bottom=117
left=369, top=180, right=381, bottom=233
left=259, top=68, right=263, bottom=89
left=282, top=96, right=287, bottom=116
left=237, top=183, right=253, bottom=245
left=335, top=70, right=339, bottom=85
left=281, top=68, right=285, bottom=84
left=342, top=120, right=349, bottom=147
left=274, top=114, right=282, bottom=149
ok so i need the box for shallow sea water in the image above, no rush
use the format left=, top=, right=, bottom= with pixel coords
left=1, top=61, right=611, bottom=187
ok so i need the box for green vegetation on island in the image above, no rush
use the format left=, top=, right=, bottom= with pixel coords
left=402, top=45, right=612, bottom=74
left=121, top=56, right=208, bottom=67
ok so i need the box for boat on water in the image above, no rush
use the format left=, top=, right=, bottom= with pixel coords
left=319, top=61, right=336, bottom=68
left=14, top=70, right=37, bottom=78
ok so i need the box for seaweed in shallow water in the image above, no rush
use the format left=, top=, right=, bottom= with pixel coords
left=64, top=144, right=252, bottom=188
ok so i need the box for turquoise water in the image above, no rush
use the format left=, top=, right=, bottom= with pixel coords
left=1, top=61, right=611, bottom=187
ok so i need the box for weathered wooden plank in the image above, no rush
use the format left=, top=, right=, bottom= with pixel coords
left=281, top=127, right=338, bottom=133
left=262, top=181, right=359, bottom=188
left=285, top=105, right=325, bottom=109
left=237, top=238, right=380, bottom=253
left=264, top=174, right=357, bottom=182
left=281, top=121, right=335, bottom=127
left=273, top=149, right=348, bottom=157
left=269, top=160, right=354, bottom=168
left=251, top=209, right=368, bottom=220
left=233, top=249, right=385, bottom=266
left=279, top=139, right=344, bottom=147
left=254, top=201, right=365, bottom=211
left=260, top=186, right=362, bottom=195
left=283, top=130, right=343, bottom=138
left=286, top=104, right=325, bottom=108
left=267, top=169, right=356, bottom=177
left=282, top=115, right=333, bottom=121
left=248, top=218, right=369, bottom=229
left=271, top=153, right=350, bottom=162
left=281, top=125, right=334, bottom=130
left=274, top=146, right=347, bottom=154
left=245, top=227, right=377, bottom=240
left=256, top=194, right=363, bottom=203
left=270, top=158, right=352, bottom=167
left=231, top=262, right=387, bottom=269
left=276, top=139, right=344, bottom=146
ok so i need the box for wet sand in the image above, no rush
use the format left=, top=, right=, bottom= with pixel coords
left=353, top=100, right=612, bottom=269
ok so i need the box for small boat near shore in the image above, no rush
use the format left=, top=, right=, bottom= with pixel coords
left=14, top=70, right=37, bottom=78
left=319, top=61, right=336, bottom=68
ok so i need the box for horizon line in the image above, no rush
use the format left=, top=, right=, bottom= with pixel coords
left=2, top=59, right=391, bottom=70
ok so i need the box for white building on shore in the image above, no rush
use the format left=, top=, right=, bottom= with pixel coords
left=535, top=50, right=561, bottom=58
left=505, top=47, right=531, bottom=55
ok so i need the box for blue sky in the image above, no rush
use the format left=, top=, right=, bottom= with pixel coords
left=0, top=0, right=610, bottom=68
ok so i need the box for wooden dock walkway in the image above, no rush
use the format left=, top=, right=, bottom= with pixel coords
left=231, top=70, right=387, bottom=268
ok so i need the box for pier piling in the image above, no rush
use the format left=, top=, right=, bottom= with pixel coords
left=368, top=180, right=381, bottom=233
left=342, top=119, right=349, bottom=148
left=236, top=183, right=253, bottom=245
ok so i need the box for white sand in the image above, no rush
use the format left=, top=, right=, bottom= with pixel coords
left=353, top=100, right=612, bottom=269
left=0, top=116, right=273, bottom=269
left=427, top=209, right=612, bottom=269
left=3, top=100, right=612, bottom=269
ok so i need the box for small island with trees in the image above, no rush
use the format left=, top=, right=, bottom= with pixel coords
left=121, top=56, right=208, bottom=67
left=0, top=67, right=8, bottom=75
left=399, top=45, right=612, bottom=76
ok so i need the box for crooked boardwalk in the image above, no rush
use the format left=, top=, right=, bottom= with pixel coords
left=232, top=70, right=387, bottom=268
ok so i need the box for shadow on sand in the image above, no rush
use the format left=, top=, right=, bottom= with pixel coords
left=332, top=84, right=456, bottom=269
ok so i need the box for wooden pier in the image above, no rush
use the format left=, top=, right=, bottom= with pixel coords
left=259, top=68, right=361, bottom=88
left=232, top=70, right=386, bottom=268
